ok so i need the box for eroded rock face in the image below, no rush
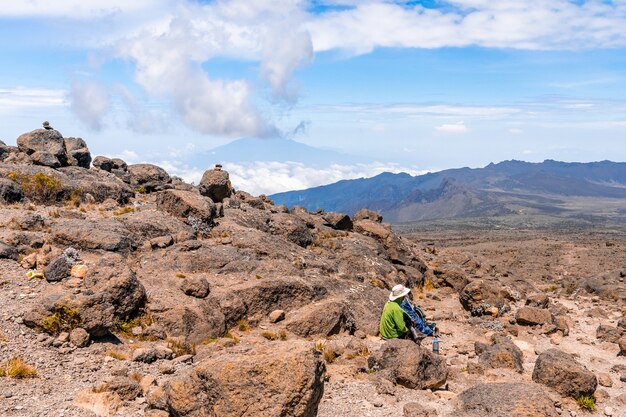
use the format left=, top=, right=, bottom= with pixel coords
left=323, top=212, right=353, bottom=231
left=17, top=128, right=67, bottom=167
left=453, top=383, right=560, bottom=417
left=532, top=348, right=597, bottom=398
left=285, top=299, right=355, bottom=338
left=367, top=339, right=448, bottom=390
left=198, top=168, right=233, bottom=203
left=147, top=342, right=325, bottom=417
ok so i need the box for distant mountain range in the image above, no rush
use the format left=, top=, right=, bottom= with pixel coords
left=270, top=160, right=626, bottom=224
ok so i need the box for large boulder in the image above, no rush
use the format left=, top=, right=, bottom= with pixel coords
left=475, top=335, right=523, bottom=373
left=64, top=137, right=91, bottom=168
left=367, top=339, right=448, bottom=390
left=198, top=167, right=233, bottom=203
left=17, top=128, right=67, bottom=167
left=127, top=163, right=170, bottom=192
left=532, top=348, right=597, bottom=398
left=459, top=279, right=508, bottom=316
left=92, top=156, right=129, bottom=182
left=147, top=342, right=325, bottom=417
left=596, top=324, right=623, bottom=343
left=0, top=178, right=24, bottom=203
left=453, top=383, right=560, bottom=417
left=285, top=299, right=355, bottom=338
left=155, top=189, right=216, bottom=221
left=432, top=267, right=469, bottom=291
left=515, top=306, right=552, bottom=326
left=25, top=254, right=146, bottom=337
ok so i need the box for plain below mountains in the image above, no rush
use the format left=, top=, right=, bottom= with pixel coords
left=270, top=160, right=626, bottom=225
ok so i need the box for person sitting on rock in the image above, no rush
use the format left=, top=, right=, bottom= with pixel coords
left=400, top=291, right=437, bottom=339
left=379, top=284, right=412, bottom=339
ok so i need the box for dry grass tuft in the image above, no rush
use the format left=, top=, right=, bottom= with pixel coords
left=107, top=351, right=127, bottom=361
left=224, top=331, right=240, bottom=343
left=323, top=349, right=337, bottom=364
left=167, top=339, right=196, bottom=357
left=1, top=356, right=37, bottom=379
left=237, top=319, right=250, bottom=332
left=261, top=331, right=279, bottom=341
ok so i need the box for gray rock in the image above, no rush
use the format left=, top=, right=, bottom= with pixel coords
left=44, top=255, right=71, bottom=282
left=0, top=241, right=19, bottom=260
left=0, top=178, right=24, bottom=203
left=403, top=402, right=437, bottom=417
left=63, top=137, right=91, bottom=168
left=17, top=128, right=67, bottom=167
left=475, top=335, right=523, bottom=373
left=128, top=163, right=170, bottom=192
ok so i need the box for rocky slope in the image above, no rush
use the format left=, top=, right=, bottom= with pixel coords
left=0, top=125, right=625, bottom=417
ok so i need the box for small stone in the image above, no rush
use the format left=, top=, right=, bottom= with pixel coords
left=597, top=373, right=612, bottom=387
left=269, top=309, right=285, bottom=323
left=604, top=406, right=613, bottom=416
left=131, top=326, right=143, bottom=337
left=550, top=332, right=563, bottom=345
left=57, top=332, right=70, bottom=343
left=37, top=333, right=47, bottom=343
left=69, top=328, right=90, bottom=348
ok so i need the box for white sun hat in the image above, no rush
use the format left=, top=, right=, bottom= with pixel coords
left=389, top=284, right=411, bottom=301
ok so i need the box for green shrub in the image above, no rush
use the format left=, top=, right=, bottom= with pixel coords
left=576, top=395, right=596, bottom=411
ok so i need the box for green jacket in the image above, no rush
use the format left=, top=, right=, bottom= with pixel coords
left=379, top=299, right=409, bottom=339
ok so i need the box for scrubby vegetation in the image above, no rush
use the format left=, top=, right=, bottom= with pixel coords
left=8, top=171, right=62, bottom=203
left=41, top=306, right=81, bottom=335
left=576, top=395, right=596, bottom=411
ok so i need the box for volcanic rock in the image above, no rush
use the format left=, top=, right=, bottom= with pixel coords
left=323, top=212, right=353, bottom=231
left=532, top=348, right=597, bottom=397
left=0, top=178, right=24, bottom=203
left=453, top=383, right=560, bottom=417
left=128, top=163, right=170, bottom=192
left=515, top=306, right=552, bottom=326
left=64, top=137, right=91, bottom=168
left=353, top=208, right=383, bottom=223
left=367, top=339, right=448, bottom=390
left=475, top=335, right=523, bottom=373
left=147, top=341, right=325, bottom=417
left=156, top=189, right=216, bottom=221
left=198, top=167, right=233, bottom=203
left=17, top=128, right=67, bottom=167
left=459, top=279, right=508, bottom=316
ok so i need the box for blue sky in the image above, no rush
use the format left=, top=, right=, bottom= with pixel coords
left=2, top=0, right=626, bottom=194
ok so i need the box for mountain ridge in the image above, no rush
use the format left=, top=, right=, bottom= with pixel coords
left=270, top=159, right=626, bottom=223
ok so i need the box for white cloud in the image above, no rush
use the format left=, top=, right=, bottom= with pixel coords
left=0, top=87, right=66, bottom=109
left=315, top=103, right=520, bottom=118
left=435, top=122, right=468, bottom=134
left=69, top=80, right=110, bottom=130
left=509, top=128, right=523, bottom=134
left=0, top=0, right=167, bottom=18
left=307, top=1, right=626, bottom=52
